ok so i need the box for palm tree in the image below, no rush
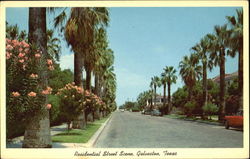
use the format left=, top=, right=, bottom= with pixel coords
left=207, top=24, right=232, bottom=120
left=151, top=76, right=161, bottom=108
left=161, top=72, right=168, bottom=110
left=191, top=35, right=213, bottom=109
left=226, top=8, right=243, bottom=109
left=22, top=8, right=52, bottom=148
left=47, top=29, right=61, bottom=62
left=56, top=8, right=109, bottom=127
left=179, top=53, right=202, bottom=101
left=102, top=66, right=116, bottom=116
left=162, top=66, right=177, bottom=114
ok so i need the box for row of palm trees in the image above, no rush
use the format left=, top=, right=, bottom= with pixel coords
left=179, top=8, right=243, bottom=120
left=145, top=8, right=243, bottom=118
left=20, top=7, right=116, bottom=148
left=54, top=7, right=116, bottom=127
left=150, top=66, right=177, bottom=114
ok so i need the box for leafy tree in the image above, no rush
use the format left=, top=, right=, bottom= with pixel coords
left=172, top=87, right=188, bottom=109
left=202, top=102, right=219, bottom=119
left=184, top=101, right=197, bottom=117
left=137, top=90, right=152, bottom=110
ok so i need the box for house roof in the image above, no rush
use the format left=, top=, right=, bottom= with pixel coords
left=211, top=71, right=238, bottom=83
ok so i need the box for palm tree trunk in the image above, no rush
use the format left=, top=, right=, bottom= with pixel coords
left=202, top=61, right=208, bottom=116
left=86, top=69, right=92, bottom=92
left=167, top=82, right=171, bottom=114
left=74, top=52, right=83, bottom=87
left=150, top=89, right=153, bottom=110
left=219, top=50, right=226, bottom=121
left=72, top=52, right=86, bottom=129
left=94, top=75, right=100, bottom=120
left=238, top=49, right=243, bottom=109
left=154, top=85, right=157, bottom=107
left=23, top=8, right=51, bottom=148
left=163, top=84, right=166, bottom=112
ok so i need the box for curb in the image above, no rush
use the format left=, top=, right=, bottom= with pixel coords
left=52, top=114, right=113, bottom=148
left=86, top=114, right=113, bottom=147
left=165, top=116, right=223, bottom=126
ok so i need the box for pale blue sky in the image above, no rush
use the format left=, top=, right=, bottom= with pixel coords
left=6, top=7, right=240, bottom=106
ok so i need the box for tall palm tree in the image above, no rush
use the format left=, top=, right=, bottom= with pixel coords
left=226, top=8, right=243, bottom=109
left=161, top=72, right=168, bottom=109
left=22, top=8, right=52, bottom=148
left=60, top=7, right=109, bottom=90
left=56, top=7, right=109, bottom=127
left=191, top=35, right=213, bottom=108
left=207, top=24, right=232, bottom=120
left=162, top=66, right=177, bottom=114
left=179, top=53, right=202, bottom=101
left=151, top=76, right=161, bottom=107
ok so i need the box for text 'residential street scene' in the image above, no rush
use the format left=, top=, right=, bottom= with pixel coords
left=4, top=6, right=245, bottom=152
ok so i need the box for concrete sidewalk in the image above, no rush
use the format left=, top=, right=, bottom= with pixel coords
left=6, top=115, right=112, bottom=148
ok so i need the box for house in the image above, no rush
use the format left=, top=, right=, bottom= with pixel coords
left=211, top=71, right=238, bottom=86
left=146, top=95, right=169, bottom=109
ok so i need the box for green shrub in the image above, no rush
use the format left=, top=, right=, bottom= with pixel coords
left=202, top=102, right=219, bottom=119
left=184, top=101, right=197, bottom=116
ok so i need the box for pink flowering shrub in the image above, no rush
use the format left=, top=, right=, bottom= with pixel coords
left=56, top=82, right=86, bottom=124
left=6, top=38, right=54, bottom=129
left=56, top=83, right=107, bottom=125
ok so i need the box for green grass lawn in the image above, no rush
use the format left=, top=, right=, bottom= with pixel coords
left=164, top=114, right=219, bottom=123
left=52, top=115, right=110, bottom=143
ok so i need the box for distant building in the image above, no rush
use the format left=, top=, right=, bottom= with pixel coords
left=146, top=95, right=169, bottom=109
left=211, top=71, right=238, bottom=86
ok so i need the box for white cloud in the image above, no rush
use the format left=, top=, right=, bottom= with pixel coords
left=59, top=54, right=74, bottom=71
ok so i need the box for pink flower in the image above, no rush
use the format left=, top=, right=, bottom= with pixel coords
left=21, top=40, right=29, bottom=48
left=46, top=104, right=52, bottom=109
left=24, top=48, right=29, bottom=53
left=12, top=92, right=20, bottom=97
left=19, top=48, right=23, bottom=52
left=47, top=59, right=53, bottom=65
left=41, top=86, right=52, bottom=95
left=35, top=53, right=41, bottom=58
left=28, top=92, right=36, bottom=97
left=19, top=59, right=24, bottom=63
left=6, top=45, right=13, bottom=51
left=6, top=39, right=11, bottom=43
left=6, top=52, right=11, bottom=59
left=30, top=73, right=38, bottom=78
left=18, top=53, right=25, bottom=58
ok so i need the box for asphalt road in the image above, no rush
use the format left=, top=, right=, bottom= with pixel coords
left=94, top=111, right=243, bottom=148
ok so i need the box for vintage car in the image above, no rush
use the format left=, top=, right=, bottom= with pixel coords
left=224, top=110, right=243, bottom=129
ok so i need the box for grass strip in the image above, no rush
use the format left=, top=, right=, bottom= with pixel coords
left=52, top=115, right=110, bottom=143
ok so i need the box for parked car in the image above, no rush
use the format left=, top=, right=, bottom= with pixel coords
left=224, top=110, right=243, bottom=129
left=120, top=109, right=125, bottom=112
left=144, top=110, right=151, bottom=115
left=151, top=109, right=162, bottom=116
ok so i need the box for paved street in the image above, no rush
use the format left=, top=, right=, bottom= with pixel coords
left=94, top=111, right=243, bottom=148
